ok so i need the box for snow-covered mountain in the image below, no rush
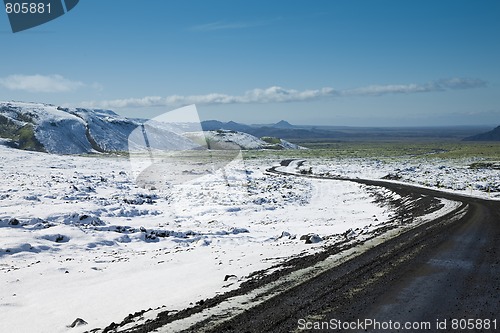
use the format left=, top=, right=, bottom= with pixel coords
left=185, top=130, right=305, bottom=150
left=0, top=101, right=303, bottom=154
left=0, top=101, right=197, bottom=154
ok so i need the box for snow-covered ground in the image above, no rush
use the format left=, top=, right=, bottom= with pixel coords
left=0, top=146, right=397, bottom=333
left=2, top=101, right=496, bottom=332
left=304, top=158, right=500, bottom=200
left=3, top=147, right=494, bottom=332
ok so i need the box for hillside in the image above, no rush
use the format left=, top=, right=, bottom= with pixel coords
left=463, top=126, right=500, bottom=141
left=185, top=130, right=304, bottom=150
left=0, top=101, right=198, bottom=154
left=0, top=102, right=303, bottom=154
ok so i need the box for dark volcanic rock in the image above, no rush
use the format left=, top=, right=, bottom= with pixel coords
left=68, top=318, right=88, bottom=328
left=300, top=233, right=323, bottom=244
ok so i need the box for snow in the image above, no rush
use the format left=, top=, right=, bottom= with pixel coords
left=0, top=102, right=304, bottom=155
left=4, top=102, right=94, bottom=154
left=0, top=145, right=487, bottom=332
left=0, top=102, right=202, bottom=154
left=184, top=130, right=304, bottom=150
left=306, top=158, right=500, bottom=200
left=3, top=101, right=492, bottom=331
left=279, top=138, right=306, bottom=150
left=0, top=145, right=401, bottom=333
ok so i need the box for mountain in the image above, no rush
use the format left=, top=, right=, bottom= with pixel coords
left=0, top=102, right=198, bottom=154
left=201, top=120, right=254, bottom=133
left=463, top=126, right=500, bottom=141
left=201, top=120, right=348, bottom=140
left=0, top=102, right=304, bottom=154
left=185, top=130, right=304, bottom=150
left=272, top=120, right=294, bottom=128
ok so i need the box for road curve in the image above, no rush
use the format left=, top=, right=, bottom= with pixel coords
left=97, top=161, right=499, bottom=333
left=203, top=162, right=500, bottom=333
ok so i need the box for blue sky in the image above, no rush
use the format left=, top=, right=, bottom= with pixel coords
left=1, top=0, right=499, bottom=126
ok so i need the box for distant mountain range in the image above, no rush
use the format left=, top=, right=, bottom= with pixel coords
left=0, top=102, right=303, bottom=154
left=463, top=126, right=500, bottom=141
left=200, top=120, right=494, bottom=141
left=201, top=120, right=347, bottom=139
left=1, top=101, right=495, bottom=155
left=271, top=120, right=295, bottom=128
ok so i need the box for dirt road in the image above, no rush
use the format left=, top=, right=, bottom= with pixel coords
left=201, top=165, right=500, bottom=332
left=98, top=161, right=500, bottom=333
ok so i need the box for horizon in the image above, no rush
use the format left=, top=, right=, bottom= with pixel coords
left=0, top=99, right=497, bottom=130
left=1, top=1, right=499, bottom=126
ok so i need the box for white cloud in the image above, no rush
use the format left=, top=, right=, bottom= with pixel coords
left=243, top=86, right=337, bottom=103
left=435, top=77, right=487, bottom=90
left=81, top=86, right=339, bottom=109
left=342, top=78, right=486, bottom=96
left=81, top=77, right=486, bottom=109
left=0, top=74, right=85, bottom=93
left=343, top=83, right=433, bottom=96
